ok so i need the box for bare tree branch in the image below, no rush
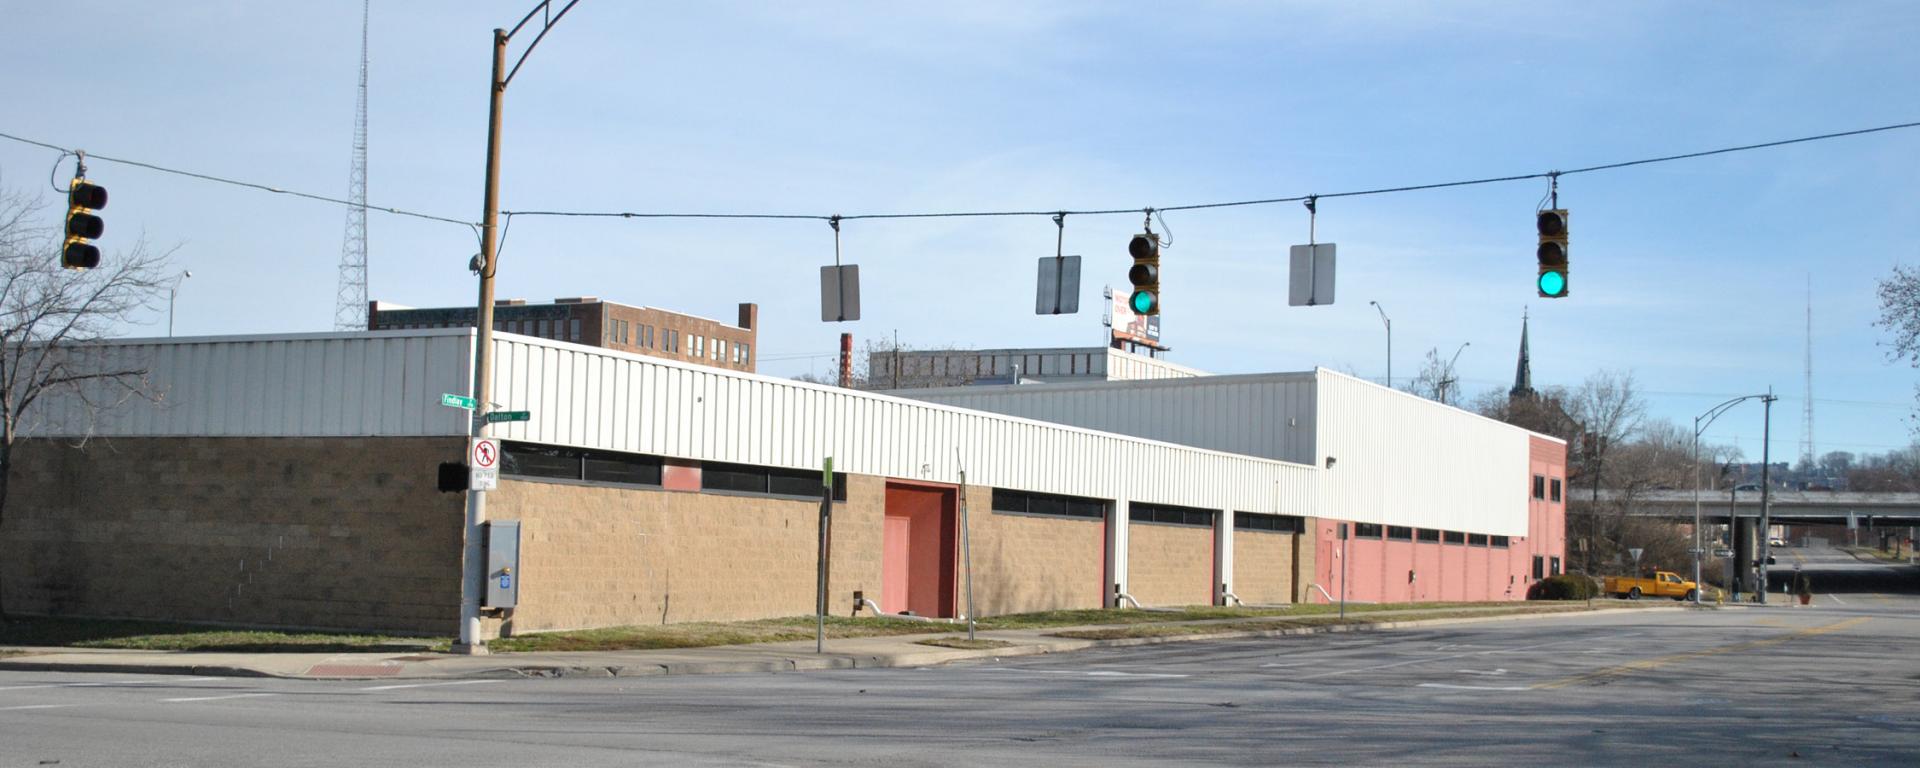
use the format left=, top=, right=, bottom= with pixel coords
left=0, top=179, right=172, bottom=622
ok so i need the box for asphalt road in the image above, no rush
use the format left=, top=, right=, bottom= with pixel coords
left=3, top=551, right=1915, bottom=766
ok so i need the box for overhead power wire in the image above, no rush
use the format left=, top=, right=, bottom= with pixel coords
left=8, top=120, right=1919, bottom=230
left=0, top=130, right=475, bottom=227
left=502, top=120, right=1920, bottom=222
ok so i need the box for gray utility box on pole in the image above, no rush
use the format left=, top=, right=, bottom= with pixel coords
left=484, top=520, right=520, bottom=609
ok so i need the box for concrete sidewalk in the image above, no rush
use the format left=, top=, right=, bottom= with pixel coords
left=0, top=605, right=1676, bottom=681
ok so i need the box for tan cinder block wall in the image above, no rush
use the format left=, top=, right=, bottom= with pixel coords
left=488, top=473, right=885, bottom=632
left=2, top=437, right=465, bottom=634
left=1232, top=530, right=1297, bottom=604
left=1128, top=522, right=1214, bottom=607
left=1294, top=521, right=1318, bottom=603
left=967, top=485, right=1103, bottom=616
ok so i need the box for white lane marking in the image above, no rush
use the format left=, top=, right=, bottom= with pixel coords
left=1084, top=671, right=1189, bottom=679
left=978, top=668, right=1189, bottom=679
left=1419, top=683, right=1531, bottom=691
left=0, top=704, right=83, bottom=711
left=1294, top=635, right=1638, bottom=681
left=1259, top=662, right=1310, bottom=668
left=1457, top=668, right=1508, bottom=676
left=0, top=677, right=224, bottom=692
left=160, top=693, right=278, bottom=703
left=358, top=679, right=502, bottom=692
left=1826, top=594, right=1848, bottom=605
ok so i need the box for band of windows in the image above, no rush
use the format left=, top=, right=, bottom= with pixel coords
left=991, top=489, right=1106, bottom=519
left=1130, top=503, right=1217, bottom=528
left=1348, top=523, right=1508, bottom=547
left=1235, top=512, right=1305, bottom=533
left=502, top=441, right=845, bottom=500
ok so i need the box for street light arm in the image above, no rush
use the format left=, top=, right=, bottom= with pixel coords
left=502, top=0, right=584, bottom=87
left=1694, top=393, right=1769, bottom=438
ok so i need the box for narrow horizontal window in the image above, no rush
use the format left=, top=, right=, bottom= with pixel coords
left=1234, top=513, right=1304, bottom=533
left=503, top=441, right=663, bottom=489
left=502, top=443, right=583, bottom=480
left=1491, top=535, right=1510, bottom=548
left=1443, top=531, right=1466, bottom=545
left=1387, top=526, right=1414, bottom=541
left=702, top=461, right=848, bottom=501
left=1130, top=502, right=1217, bottom=528
left=1353, top=523, right=1383, bottom=539
left=1416, top=529, right=1441, bottom=543
left=993, top=488, right=1106, bottom=520
left=1468, top=533, right=1489, bottom=547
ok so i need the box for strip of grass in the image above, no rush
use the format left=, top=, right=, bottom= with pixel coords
left=1048, top=605, right=1594, bottom=640
left=0, top=616, right=443, bottom=653
left=970, top=601, right=1536, bottom=631
left=489, top=616, right=953, bottom=653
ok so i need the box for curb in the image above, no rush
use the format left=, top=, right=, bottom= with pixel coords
left=0, top=605, right=1679, bottom=681
left=0, top=661, right=277, bottom=678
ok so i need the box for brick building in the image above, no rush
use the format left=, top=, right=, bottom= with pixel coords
left=3, top=329, right=1562, bottom=639
left=369, top=297, right=758, bottom=372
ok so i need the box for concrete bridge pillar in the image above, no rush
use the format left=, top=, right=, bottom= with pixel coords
left=1732, top=517, right=1757, bottom=596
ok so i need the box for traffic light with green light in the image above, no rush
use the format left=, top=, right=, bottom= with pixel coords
left=1128, top=233, right=1160, bottom=315
left=1537, top=208, right=1568, bottom=298
left=63, top=178, right=108, bottom=271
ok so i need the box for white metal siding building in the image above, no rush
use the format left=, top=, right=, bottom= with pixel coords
left=34, top=330, right=1316, bottom=517
left=868, top=346, right=1205, bottom=388
left=892, top=369, right=1555, bottom=537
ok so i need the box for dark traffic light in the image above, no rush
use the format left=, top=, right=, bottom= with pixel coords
left=63, top=179, right=108, bottom=271
left=1128, top=233, right=1160, bottom=315
left=1536, top=208, right=1568, bottom=298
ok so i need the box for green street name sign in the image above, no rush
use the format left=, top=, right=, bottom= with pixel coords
left=484, top=410, right=532, bottom=424
left=440, top=393, right=478, bottom=410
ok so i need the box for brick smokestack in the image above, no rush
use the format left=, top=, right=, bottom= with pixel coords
left=839, top=333, right=853, bottom=388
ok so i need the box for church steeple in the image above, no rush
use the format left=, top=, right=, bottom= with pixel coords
left=1510, top=309, right=1535, bottom=400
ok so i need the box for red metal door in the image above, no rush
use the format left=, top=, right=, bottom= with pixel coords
left=881, top=513, right=911, bottom=614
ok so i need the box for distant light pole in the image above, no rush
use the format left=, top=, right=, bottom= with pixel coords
left=1368, top=301, right=1391, bottom=388
left=1692, top=393, right=1768, bottom=605
left=1757, top=390, right=1778, bottom=603
left=168, top=270, right=192, bottom=337
left=1439, top=341, right=1469, bottom=405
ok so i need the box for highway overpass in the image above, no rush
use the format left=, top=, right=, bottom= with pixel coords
left=1591, top=489, right=1920, bottom=526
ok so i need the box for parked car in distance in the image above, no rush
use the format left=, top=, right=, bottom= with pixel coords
left=1603, top=571, right=1701, bottom=601
left=1768, top=537, right=1788, bottom=548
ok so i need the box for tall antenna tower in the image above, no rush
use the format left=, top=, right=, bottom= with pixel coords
left=333, top=0, right=370, bottom=330
left=1800, top=274, right=1814, bottom=469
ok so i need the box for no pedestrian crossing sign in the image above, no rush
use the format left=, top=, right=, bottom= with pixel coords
left=470, top=437, right=500, bottom=491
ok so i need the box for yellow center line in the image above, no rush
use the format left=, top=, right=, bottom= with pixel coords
left=1534, top=617, right=1871, bottom=690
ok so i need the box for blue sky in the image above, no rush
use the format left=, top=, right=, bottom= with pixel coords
left=3, top=1, right=1917, bottom=462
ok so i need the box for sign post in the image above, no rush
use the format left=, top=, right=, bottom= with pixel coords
left=1338, top=522, right=1349, bottom=620
left=959, top=467, right=976, bottom=642
left=817, top=457, right=834, bottom=654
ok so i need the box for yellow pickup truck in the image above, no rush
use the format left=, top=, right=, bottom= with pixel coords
left=1603, top=571, right=1699, bottom=601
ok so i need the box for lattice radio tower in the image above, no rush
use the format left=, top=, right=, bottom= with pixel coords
left=1800, top=275, right=1814, bottom=469
left=333, top=0, right=371, bottom=330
